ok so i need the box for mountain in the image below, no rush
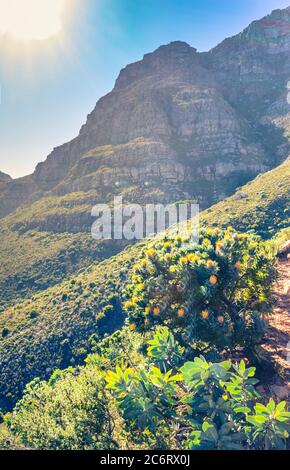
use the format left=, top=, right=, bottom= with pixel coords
left=0, top=7, right=289, bottom=309
left=0, top=6, right=290, bottom=409
left=0, top=171, right=11, bottom=183
left=1, top=7, right=290, bottom=221
left=0, top=160, right=288, bottom=409
left=0, top=171, right=11, bottom=192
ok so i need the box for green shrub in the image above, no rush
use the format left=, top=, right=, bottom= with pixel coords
left=125, top=227, right=275, bottom=352
left=29, top=310, right=39, bottom=319
left=4, top=327, right=290, bottom=451
left=1, top=328, right=9, bottom=338
left=6, top=367, right=113, bottom=450
left=105, top=328, right=290, bottom=450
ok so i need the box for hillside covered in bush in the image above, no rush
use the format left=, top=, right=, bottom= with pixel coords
left=1, top=226, right=289, bottom=450
left=0, top=191, right=131, bottom=309
left=0, top=161, right=289, bottom=410
left=0, top=4, right=290, bottom=454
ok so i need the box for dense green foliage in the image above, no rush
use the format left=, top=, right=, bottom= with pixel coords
left=125, top=227, right=275, bottom=352
left=2, top=327, right=290, bottom=450
left=106, top=329, right=290, bottom=450
left=0, top=243, right=144, bottom=409
left=0, top=162, right=288, bottom=410
left=5, top=367, right=113, bottom=450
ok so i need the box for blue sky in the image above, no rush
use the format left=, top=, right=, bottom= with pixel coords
left=0, top=0, right=290, bottom=178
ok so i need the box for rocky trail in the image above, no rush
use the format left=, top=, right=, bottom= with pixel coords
left=260, top=257, right=290, bottom=401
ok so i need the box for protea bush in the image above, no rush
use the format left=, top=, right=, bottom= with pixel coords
left=124, top=227, right=275, bottom=352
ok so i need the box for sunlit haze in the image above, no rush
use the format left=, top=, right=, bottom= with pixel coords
left=0, top=0, right=66, bottom=42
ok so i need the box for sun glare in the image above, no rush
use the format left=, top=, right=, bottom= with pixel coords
left=0, top=0, right=66, bottom=42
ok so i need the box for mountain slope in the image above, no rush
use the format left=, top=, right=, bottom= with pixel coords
left=0, top=160, right=288, bottom=409
left=0, top=191, right=129, bottom=308
left=202, top=159, right=290, bottom=238
left=1, top=7, right=290, bottom=220
left=1, top=7, right=290, bottom=309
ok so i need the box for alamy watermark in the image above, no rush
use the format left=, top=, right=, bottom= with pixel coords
left=91, top=197, right=199, bottom=241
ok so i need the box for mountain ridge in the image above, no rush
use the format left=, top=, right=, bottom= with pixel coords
left=1, top=6, right=289, bottom=218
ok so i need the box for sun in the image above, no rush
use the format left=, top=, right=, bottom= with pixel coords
left=0, top=0, right=66, bottom=42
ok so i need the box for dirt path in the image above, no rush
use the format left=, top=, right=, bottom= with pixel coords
left=261, top=258, right=290, bottom=400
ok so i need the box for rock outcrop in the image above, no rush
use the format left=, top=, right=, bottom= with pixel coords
left=0, top=171, right=11, bottom=183
left=1, top=8, right=290, bottom=219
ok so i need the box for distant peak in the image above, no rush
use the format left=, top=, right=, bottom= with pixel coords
left=114, top=41, right=197, bottom=91
left=0, top=171, right=12, bottom=181
left=154, top=40, right=195, bottom=52
left=147, top=41, right=197, bottom=59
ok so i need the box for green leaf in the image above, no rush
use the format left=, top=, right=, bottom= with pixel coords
left=234, top=406, right=251, bottom=414
left=254, top=403, right=268, bottom=414
left=276, top=401, right=286, bottom=413
left=247, top=415, right=267, bottom=426
left=267, top=398, right=275, bottom=413
left=202, top=421, right=214, bottom=432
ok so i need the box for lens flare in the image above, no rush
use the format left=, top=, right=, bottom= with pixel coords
left=0, top=0, right=66, bottom=42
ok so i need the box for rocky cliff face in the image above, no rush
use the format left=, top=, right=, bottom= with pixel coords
left=1, top=7, right=290, bottom=219
left=207, top=7, right=290, bottom=136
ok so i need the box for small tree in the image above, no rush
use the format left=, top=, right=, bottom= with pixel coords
left=124, top=227, right=275, bottom=352
left=7, top=367, right=113, bottom=450
left=105, top=328, right=290, bottom=450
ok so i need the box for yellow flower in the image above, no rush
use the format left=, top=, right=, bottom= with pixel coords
left=140, top=258, right=149, bottom=267
left=201, top=310, right=209, bottom=319
left=180, top=257, right=188, bottom=264
left=210, top=275, right=218, bottom=285
left=124, top=301, right=133, bottom=309
left=163, top=241, right=171, bottom=248
left=206, top=259, right=214, bottom=269
left=153, top=307, right=160, bottom=316
left=146, top=249, right=155, bottom=258
left=205, top=229, right=214, bottom=236
left=227, top=226, right=234, bottom=232
left=132, top=296, right=139, bottom=304
left=136, top=283, right=144, bottom=290
left=145, top=306, right=151, bottom=314
left=177, top=308, right=184, bottom=318
left=164, top=253, right=172, bottom=261
left=216, top=241, right=223, bottom=249
left=129, top=323, right=137, bottom=331
left=203, top=238, right=210, bottom=245
left=169, top=265, right=177, bottom=273
left=187, top=253, right=196, bottom=262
